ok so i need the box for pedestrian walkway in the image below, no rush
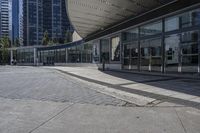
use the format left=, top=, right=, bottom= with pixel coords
left=49, top=67, right=200, bottom=108
left=0, top=66, right=199, bottom=133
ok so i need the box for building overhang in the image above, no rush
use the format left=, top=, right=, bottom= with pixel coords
left=66, top=0, right=200, bottom=42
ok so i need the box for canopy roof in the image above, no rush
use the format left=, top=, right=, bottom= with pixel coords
left=66, top=0, right=177, bottom=38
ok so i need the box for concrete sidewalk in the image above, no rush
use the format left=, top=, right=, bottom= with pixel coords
left=49, top=67, right=200, bottom=108
left=0, top=97, right=199, bottom=133
left=0, top=66, right=199, bottom=133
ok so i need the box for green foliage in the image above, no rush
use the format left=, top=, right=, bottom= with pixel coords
left=0, top=36, right=10, bottom=48
left=0, top=36, right=10, bottom=64
left=53, top=38, right=58, bottom=44
left=15, top=38, right=20, bottom=47
left=64, top=30, right=72, bottom=43
left=48, top=40, right=54, bottom=46
left=42, top=31, right=49, bottom=46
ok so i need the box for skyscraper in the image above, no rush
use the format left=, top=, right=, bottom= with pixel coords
left=19, top=0, right=43, bottom=46
left=0, top=0, right=10, bottom=38
left=19, top=0, right=73, bottom=46
left=43, top=0, right=73, bottom=43
left=10, top=0, right=19, bottom=44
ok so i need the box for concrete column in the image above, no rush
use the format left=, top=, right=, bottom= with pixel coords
left=10, top=50, right=13, bottom=65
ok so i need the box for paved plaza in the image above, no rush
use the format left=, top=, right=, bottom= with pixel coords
left=0, top=66, right=199, bottom=133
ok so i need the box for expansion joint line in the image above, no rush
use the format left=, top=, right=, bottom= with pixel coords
left=175, top=109, right=187, bottom=133
left=28, top=103, right=75, bottom=133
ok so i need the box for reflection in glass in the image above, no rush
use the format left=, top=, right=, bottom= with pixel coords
left=111, top=37, right=120, bottom=62
left=165, top=16, right=179, bottom=32
left=181, top=31, right=199, bottom=73
left=100, top=39, right=110, bottom=63
left=16, top=49, right=34, bottom=64
left=165, top=34, right=180, bottom=73
left=180, top=9, right=200, bottom=28
left=122, top=28, right=139, bottom=42
left=140, top=38, right=162, bottom=72
left=140, top=21, right=162, bottom=37
left=123, top=41, right=138, bottom=70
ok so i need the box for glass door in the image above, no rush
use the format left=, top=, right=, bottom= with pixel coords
left=123, top=43, right=131, bottom=69
left=130, top=42, right=139, bottom=70
left=150, top=38, right=162, bottom=72
left=180, top=31, right=199, bottom=73
left=140, top=38, right=162, bottom=72
left=140, top=40, right=150, bottom=71
left=123, top=41, right=138, bottom=70
left=165, top=34, right=180, bottom=73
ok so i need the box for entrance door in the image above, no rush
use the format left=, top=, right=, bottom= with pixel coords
left=140, top=38, right=162, bottom=72
left=130, top=42, right=139, bottom=70
left=180, top=31, right=199, bottom=73
left=123, top=41, right=138, bottom=70
left=165, top=34, right=180, bottom=73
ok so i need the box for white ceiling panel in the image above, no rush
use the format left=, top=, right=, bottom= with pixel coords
left=66, top=0, right=177, bottom=38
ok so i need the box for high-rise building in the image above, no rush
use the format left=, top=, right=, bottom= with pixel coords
left=0, top=0, right=10, bottom=38
left=43, top=0, right=73, bottom=43
left=19, top=0, right=43, bottom=46
left=10, top=0, right=19, bottom=46
left=19, top=0, right=73, bottom=46
left=19, top=0, right=23, bottom=46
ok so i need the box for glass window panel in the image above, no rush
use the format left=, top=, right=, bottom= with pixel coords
left=140, top=38, right=162, bottom=72
left=165, top=34, right=180, bottom=73
left=122, top=28, right=138, bottom=42
left=123, top=41, right=138, bottom=70
left=180, top=9, right=200, bottom=28
left=140, top=21, right=162, bottom=37
left=124, top=44, right=131, bottom=58
left=100, top=39, right=110, bottom=63
left=111, top=37, right=120, bottom=62
left=165, top=16, right=179, bottom=32
left=180, top=31, right=199, bottom=73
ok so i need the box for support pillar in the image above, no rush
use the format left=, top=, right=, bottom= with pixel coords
left=34, top=48, right=37, bottom=66
left=66, top=48, right=68, bottom=63
left=10, top=50, right=13, bottom=65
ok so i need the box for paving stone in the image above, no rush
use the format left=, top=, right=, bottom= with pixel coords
left=0, top=66, right=132, bottom=107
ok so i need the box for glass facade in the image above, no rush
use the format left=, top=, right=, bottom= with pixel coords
left=100, top=39, right=110, bottom=63
left=165, top=34, right=180, bottom=73
left=0, top=0, right=9, bottom=38
left=16, top=49, right=34, bottom=64
left=21, top=0, right=43, bottom=46
left=10, top=6, right=200, bottom=76
left=122, top=28, right=138, bottom=42
left=111, top=37, right=120, bottom=62
left=181, top=31, right=199, bottom=73
left=20, top=0, right=73, bottom=46
left=165, top=16, right=179, bottom=32
left=38, top=43, right=93, bottom=65
left=123, top=41, right=138, bottom=70
left=140, top=21, right=162, bottom=37
left=140, top=38, right=162, bottom=72
left=180, top=9, right=200, bottom=28
left=120, top=8, right=200, bottom=74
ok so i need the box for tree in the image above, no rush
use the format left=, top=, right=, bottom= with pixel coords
left=15, top=38, right=20, bottom=47
left=0, top=37, right=10, bottom=64
left=64, top=30, right=72, bottom=43
left=48, top=39, right=54, bottom=46
left=52, top=38, right=58, bottom=44
left=42, top=31, right=49, bottom=46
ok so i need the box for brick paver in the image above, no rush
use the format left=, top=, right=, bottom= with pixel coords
left=0, top=66, right=131, bottom=106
